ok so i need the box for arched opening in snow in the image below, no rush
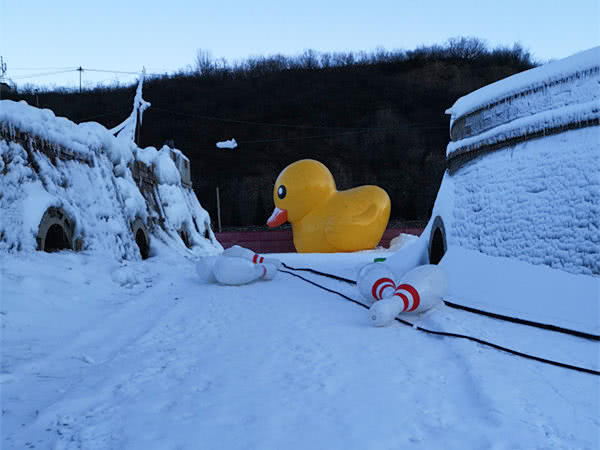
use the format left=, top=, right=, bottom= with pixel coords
left=45, top=224, right=70, bottom=252
left=37, top=207, right=74, bottom=253
left=203, top=221, right=212, bottom=241
left=428, top=216, right=447, bottom=265
left=131, top=218, right=150, bottom=260
left=179, top=228, right=192, bottom=248
left=136, top=229, right=150, bottom=260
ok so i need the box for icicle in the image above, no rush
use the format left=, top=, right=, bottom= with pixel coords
left=109, top=68, right=151, bottom=142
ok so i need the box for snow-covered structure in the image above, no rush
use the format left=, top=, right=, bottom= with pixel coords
left=0, top=99, right=221, bottom=260
left=0, top=56, right=16, bottom=95
left=387, top=47, right=599, bottom=337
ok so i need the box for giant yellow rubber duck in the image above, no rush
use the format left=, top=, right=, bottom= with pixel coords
left=267, top=159, right=391, bottom=253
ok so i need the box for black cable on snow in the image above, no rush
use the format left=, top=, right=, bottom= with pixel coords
left=280, top=269, right=366, bottom=308
left=281, top=262, right=357, bottom=285
left=281, top=263, right=600, bottom=341
left=278, top=269, right=600, bottom=376
left=443, top=300, right=600, bottom=341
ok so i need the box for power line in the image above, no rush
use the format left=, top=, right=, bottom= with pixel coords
left=8, top=67, right=164, bottom=87
left=8, top=66, right=156, bottom=76
left=152, top=106, right=363, bottom=130
left=61, top=67, right=164, bottom=77
left=86, top=68, right=175, bottom=77
left=237, top=130, right=376, bottom=144
left=83, top=68, right=141, bottom=75
left=75, top=108, right=131, bottom=122
left=12, top=69, right=78, bottom=80
left=151, top=106, right=447, bottom=132
left=10, top=67, right=78, bottom=71
left=85, top=75, right=137, bottom=87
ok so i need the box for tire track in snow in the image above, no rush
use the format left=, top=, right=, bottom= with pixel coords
left=3, top=260, right=194, bottom=448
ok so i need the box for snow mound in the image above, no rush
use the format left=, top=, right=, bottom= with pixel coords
left=0, top=100, right=222, bottom=260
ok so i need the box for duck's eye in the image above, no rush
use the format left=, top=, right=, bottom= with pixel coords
left=277, top=185, right=287, bottom=199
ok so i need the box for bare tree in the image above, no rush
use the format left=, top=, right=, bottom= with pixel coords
left=195, top=49, right=215, bottom=75
left=446, top=37, right=487, bottom=60
left=300, top=49, right=319, bottom=69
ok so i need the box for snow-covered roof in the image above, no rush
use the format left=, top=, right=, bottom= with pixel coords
left=445, top=47, right=600, bottom=160
left=446, top=99, right=600, bottom=158
left=0, top=100, right=135, bottom=165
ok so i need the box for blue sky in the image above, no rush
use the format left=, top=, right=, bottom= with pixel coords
left=1, top=0, right=598, bottom=89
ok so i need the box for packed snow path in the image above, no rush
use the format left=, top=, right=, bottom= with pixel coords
left=1, top=251, right=599, bottom=449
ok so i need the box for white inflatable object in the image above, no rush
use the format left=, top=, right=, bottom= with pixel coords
left=196, top=256, right=218, bottom=283
left=195, top=253, right=277, bottom=285
left=223, top=245, right=282, bottom=268
left=368, top=297, right=404, bottom=327
left=368, top=264, right=448, bottom=327
left=213, top=255, right=276, bottom=285
left=357, top=262, right=397, bottom=301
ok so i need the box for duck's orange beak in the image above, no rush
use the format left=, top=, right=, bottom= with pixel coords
left=267, top=207, right=288, bottom=227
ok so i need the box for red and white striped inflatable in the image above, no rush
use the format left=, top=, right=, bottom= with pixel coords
left=222, top=245, right=281, bottom=268
left=368, top=276, right=421, bottom=312
left=392, top=283, right=421, bottom=312
left=359, top=263, right=448, bottom=326
left=370, top=276, right=396, bottom=300
left=358, top=263, right=397, bottom=301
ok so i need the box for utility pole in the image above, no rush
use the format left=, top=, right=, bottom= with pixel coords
left=0, top=56, right=6, bottom=79
left=216, top=186, right=222, bottom=232
left=77, top=66, right=83, bottom=92
left=0, top=56, right=6, bottom=100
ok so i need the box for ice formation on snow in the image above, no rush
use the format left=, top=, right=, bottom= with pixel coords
left=109, top=68, right=151, bottom=142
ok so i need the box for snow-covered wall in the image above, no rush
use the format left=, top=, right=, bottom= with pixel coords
left=442, top=48, right=600, bottom=277
left=452, top=126, right=599, bottom=276
left=384, top=49, right=599, bottom=336
left=0, top=100, right=222, bottom=259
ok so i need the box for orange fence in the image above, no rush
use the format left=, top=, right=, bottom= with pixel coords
left=215, top=228, right=424, bottom=254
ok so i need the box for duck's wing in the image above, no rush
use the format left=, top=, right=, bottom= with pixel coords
left=325, top=203, right=382, bottom=251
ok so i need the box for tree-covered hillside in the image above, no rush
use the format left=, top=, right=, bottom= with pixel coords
left=7, top=38, right=535, bottom=227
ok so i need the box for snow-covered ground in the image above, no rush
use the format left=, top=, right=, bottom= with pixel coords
left=1, top=243, right=598, bottom=449
left=1, top=47, right=598, bottom=450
